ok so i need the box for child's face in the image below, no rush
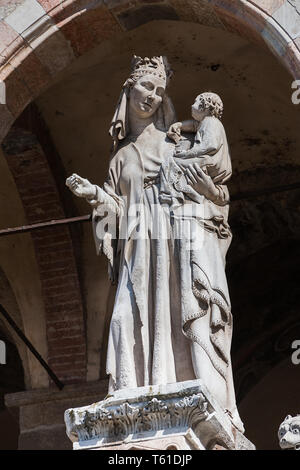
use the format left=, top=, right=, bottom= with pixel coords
left=191, top=95, right=208, bottom=121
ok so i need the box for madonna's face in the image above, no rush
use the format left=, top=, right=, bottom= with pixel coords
left=129, top=74, right=166, bottom=119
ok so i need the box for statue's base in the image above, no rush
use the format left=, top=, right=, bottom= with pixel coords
left=64, top=380, right=255, bottom=450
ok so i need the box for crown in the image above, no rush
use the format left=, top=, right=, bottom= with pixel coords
left=126, top=55, right=173, bottom=87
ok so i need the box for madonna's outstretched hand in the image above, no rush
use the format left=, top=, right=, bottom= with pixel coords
left=66, top=173, right=96, bottom=199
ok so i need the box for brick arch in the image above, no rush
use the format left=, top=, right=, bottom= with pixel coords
left=0, top=0, right=299, bottom=143
left=2, top=118, right=87, bottom=386
left=0, top=0, right=299, bottom=388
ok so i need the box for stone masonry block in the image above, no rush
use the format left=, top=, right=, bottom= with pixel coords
left=0, top=0, right=25, bottom=21
left=273, top=0, right=300, bottom=39
left=37, top=0, right=61, bottom=12
left=33, top=28, right=75, bottom=75
left=0, top=20, right=19, bottom=52
left=4, top=0, right=46, bottom=34
left=248, top=0, right=286, bottom=16
left=59, top=6, right=121, bottom=57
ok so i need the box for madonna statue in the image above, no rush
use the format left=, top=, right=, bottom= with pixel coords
left=66, top=55, right=244, bottom=433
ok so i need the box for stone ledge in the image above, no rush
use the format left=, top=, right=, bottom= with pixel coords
left=5, top=379, right=109, bottom=408
left=65, top=380, right=255, bottom=450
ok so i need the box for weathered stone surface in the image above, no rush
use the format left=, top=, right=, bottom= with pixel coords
left=0, top=0, right=25, bottom=21
left=8, top=45, right=50, bottom=97
left=171, top=0, right=225, bottom=28
left=4, top=0, right=45, bottom=34
left=0, top=33, right=23, bottom=65
left=273, top=0, right=300, bottom=39
left=284, top=39, right=300, bottom=78
left=0, top=20, right=19, bottom=52
left=104, top=0, right=134, bottom=10
left=37, top=0, right=61, bottom=12
left=0, top=62, right=32, bottom=117
left=20, top=13, right=56, bottom=45
left=249, top=0, right=286, bottom=16
left=261, top=16, right=292, bottom=57
left=33, top=29, right=75, bottom=75
left=115, top=4, right=178, bottom=30
left=0, top=103, right=14, bottom=141
left=214, top=2, right=266, bottom=46
left=58, top=6, right=121, bottom=57
left=19, top=424, right=72, bottom=450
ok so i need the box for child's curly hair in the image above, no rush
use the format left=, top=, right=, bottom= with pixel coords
left=197, top=92, right=223, bottom=120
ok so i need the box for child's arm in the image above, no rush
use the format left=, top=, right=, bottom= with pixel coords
left=180, top=119, right=198, bottom=133
left=175, top=146, right=207, bottom=160
left=176, top=118, right=222, bottom=159
left=167, top=120, right=198, bottom=144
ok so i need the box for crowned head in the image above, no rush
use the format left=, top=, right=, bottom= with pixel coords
left=124, top=56, right=173, bottom=120
left=125, top=55, right=173, bottom=89
left=109, top=55, right=176, bottom=148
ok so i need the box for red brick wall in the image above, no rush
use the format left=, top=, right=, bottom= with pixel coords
left=3, top=127, right=86, bottom=385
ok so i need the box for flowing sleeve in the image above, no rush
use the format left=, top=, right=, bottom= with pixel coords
left=85, top=163, right=123, bottom=214
left=88, top=163, right=124, bottom=283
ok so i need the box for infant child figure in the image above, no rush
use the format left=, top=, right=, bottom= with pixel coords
left=167, top=92, right=231, bottom=184
left=159, top=92, right=231, bottom=207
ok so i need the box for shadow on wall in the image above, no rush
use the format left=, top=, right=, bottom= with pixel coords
left=239, top=358, right=300, bottom=450
left=227, top=234, right=300, bottom=449
left=0, top=409, right=19, bottom=450
left=0, top=333, right=24, bottom=450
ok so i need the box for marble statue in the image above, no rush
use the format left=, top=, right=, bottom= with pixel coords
left=279, top=415, right=300, bottom=450
left=66, top=55, right=244, bottom=433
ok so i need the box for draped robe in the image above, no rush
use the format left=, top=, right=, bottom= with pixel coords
left=89, top=127, right=243, bottom=431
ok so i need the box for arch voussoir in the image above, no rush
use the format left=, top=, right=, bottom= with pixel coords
left=0, top=0, right=298, bottom=148
left=0, top=62, right=32, bottom=121
left=211, top=0, right=267, bottom=46
left=0, top=0, right=297, bottom=163
left=210, top=0, right=300, bottom=78
left=285, top=39, right=300, bottom=78
left=55, top=5, right=122, bottom=57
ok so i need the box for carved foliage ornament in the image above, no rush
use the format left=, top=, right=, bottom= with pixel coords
left=65, top=393, right=209, bottom=443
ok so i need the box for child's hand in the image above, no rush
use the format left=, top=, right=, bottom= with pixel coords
left=167, top=122, right=182, bottom=144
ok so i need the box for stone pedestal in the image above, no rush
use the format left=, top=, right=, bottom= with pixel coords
left=64, top=380, right=255, bottom=450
